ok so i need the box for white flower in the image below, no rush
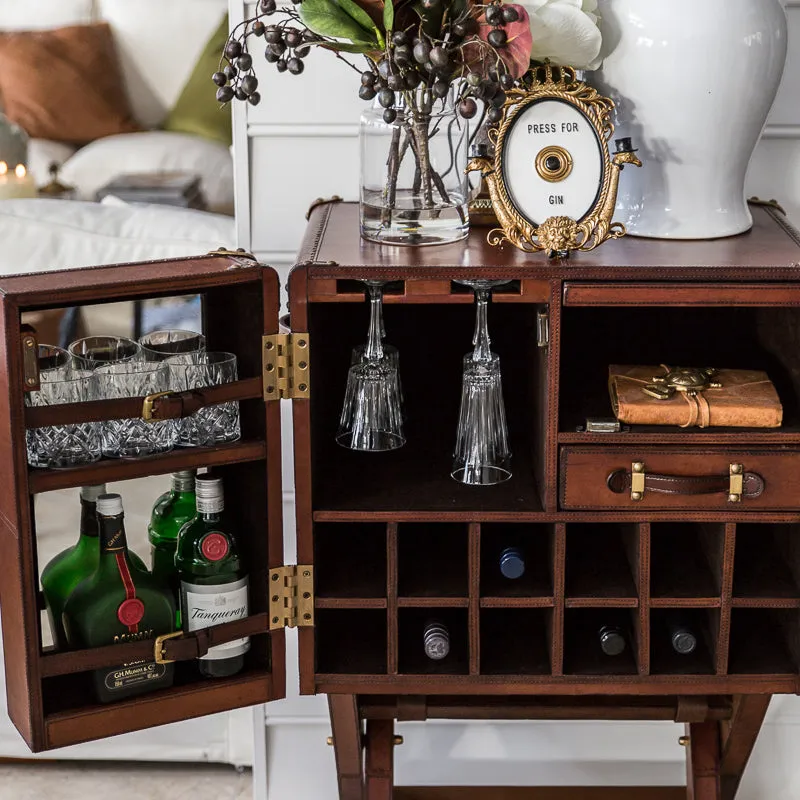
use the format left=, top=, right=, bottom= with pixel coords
left=519, top=0, right=603, bottom=70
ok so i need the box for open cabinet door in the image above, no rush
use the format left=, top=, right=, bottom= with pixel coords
left=0, top=252, right=285, bottom=751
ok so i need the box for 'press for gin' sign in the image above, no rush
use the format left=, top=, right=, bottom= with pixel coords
left=502, top=99, right=604, bottom=226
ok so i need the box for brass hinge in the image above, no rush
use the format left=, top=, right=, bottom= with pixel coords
left=269, top=565, right=314, bottom=630
left=262, top=333, right=310, bottom=400
left=537, top=309, right=550, bottom=348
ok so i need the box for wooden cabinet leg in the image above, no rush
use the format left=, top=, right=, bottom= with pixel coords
left=719, top=695, right=771, bottom=800
left=364, top=719, right=395, bottom=800
left=686, top=721, right=722, bottom=800
left=329, top=694, right=365, bottom=800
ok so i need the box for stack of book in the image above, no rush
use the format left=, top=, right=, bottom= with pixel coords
left=96, top=172, right=206, bottom=209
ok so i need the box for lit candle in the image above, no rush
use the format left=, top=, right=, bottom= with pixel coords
left=0, top=161, right=36, bottom=200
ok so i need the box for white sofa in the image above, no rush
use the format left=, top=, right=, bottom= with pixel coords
left=0, top=0, right=234, bottom=213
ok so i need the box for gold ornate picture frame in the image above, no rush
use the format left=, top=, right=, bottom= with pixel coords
left=467, top=64, right=642, bottom=257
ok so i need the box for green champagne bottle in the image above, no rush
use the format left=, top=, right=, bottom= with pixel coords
left=63, top=493, right=176, bottom=703
left=40, top=485, right=106, bottom=649
left=176, top=475, right=249, bottom=678
left=148, top=470, right=197, bottom=593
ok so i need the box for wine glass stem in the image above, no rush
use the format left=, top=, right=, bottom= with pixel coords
left=364, top=284, right=385, bottom=362
left=472, top=287, right=491, bottom=362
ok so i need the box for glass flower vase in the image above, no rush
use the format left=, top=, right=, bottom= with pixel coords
left=359, top=89, right=470, bottom=246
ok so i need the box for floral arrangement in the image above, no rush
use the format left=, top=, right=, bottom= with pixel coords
left=215, top=0, right=601, bottom=241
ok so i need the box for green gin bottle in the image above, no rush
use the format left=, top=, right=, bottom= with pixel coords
left=40, top=484, right=106, bottom=649
left=63, top=493, right=176, bottom=703
left=176, top=475, right=249, bottom=678
left=148, top=470, right=197, bottom=592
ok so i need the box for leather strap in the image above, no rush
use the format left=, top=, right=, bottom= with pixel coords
left=607, top=469, right=764, bottom=498
left=25, top=377, right=262, bottom=429
left=40, top=612, right=270, bottom=678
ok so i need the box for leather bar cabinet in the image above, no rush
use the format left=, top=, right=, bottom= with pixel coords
left=1, top=200, right=799, bottom=798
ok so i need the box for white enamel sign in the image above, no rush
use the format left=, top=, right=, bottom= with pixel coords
left=501, top=98, right=604, bottom=226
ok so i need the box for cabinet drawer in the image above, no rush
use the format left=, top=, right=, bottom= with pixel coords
left=560, top=447, right=800, bottom=510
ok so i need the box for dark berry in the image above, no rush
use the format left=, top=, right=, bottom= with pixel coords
left=212, top=71, right=227, bottom=87
left=383, top=108, right=397, bottom=123
left=378, top=88, right=395, bottom=108
left=269, top=40, right=287, bottom=55
left=387, top=73, right=404, bottom=91
left=359, top=84, right=377, bottom=100
left=466, top=71, right=481, bottom=87
left=224, top=40, right=242, bottom=59
left=405, top=70, right=422, bottom=89
left=265, top=26, right=282, bottom=44
left=276, top=58, right=288, bottom=73
left=235, top=87, right=247, bottom=101
left=377, top=58, right=393, bottom=80
left=285, top=29, right=303, bottom=48
left=260, top=0, right=277, bottom=11
left=459, top=98, right=477, bottom=118
left=393, top=45, right=411, bottom=67
left=392, top=31, right=408, bottom=46
left=287, top=56, right=304, bottom=74
left=216, top=86, right=234, bottom=103
left=432, top=79, right=449, bottom=98
left=252, top=20, right=266, bottom=36
left=487, top=106, right=503, bottom=123
left=241, top=75, right=259, bottom=95
left=295, top=44, right=311, bottom=57
left=248, top=91, right=262, bottom=106
left=223, top=64, right=238, bottom=79
left=492, top=90, right=507, bottom=108
left=502, top=5, right=519, bottom=22
left=452, top=21, right=468, bottom=37
left=422, top=0, right=439, bottom=8
left=485, top=4, right=503, bottom=25
left=500, top=72, right=514, bottom=90
left=361, top=70, right=376, bottom=86
left=413, top=41, right=430, bottom=64
left=237, top=53, right=253, bottom=71
left=487, top=29, right=507, bottom=48
left=429, top=46, right=449, bottom=69
left=265, top=48, right=280, bottom=63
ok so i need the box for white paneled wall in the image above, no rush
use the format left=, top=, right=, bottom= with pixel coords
left=231, top=0, right=800, bottom=796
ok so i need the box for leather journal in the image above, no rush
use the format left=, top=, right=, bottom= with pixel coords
left=608, top=365, right=783, bottom=429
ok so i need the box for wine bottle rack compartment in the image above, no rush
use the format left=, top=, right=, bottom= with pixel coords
left=313, top=520, right=800, bottom=680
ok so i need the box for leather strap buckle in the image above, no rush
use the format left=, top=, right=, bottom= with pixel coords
left=630, top=461, right=645, bottom=501
left=142, top=391, right=175, bottom=422
left=154, top=631, right=183, bottom=664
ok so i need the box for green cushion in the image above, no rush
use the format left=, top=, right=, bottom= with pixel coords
left=163, top=14, right=232, bottom=146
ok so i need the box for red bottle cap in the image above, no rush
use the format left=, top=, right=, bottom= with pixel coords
left=201, top=532, right=229, bottom=562
left=117, top=598, right=145, bottom=626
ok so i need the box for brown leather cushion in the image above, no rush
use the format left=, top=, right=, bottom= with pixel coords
left=0, top=23, right=140, bottom=146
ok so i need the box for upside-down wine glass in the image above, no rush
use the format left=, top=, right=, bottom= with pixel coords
left=336, top=281, right=405, bottom=451
left=451, top=280, right=512, bottom=485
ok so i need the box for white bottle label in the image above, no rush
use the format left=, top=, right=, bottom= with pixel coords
left=182, top=576, right=250, bottom=661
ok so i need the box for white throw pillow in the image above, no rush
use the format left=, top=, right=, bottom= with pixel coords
left=97, top=0, right=228, bottom=129
left=0, top=0, right=93, bottom=30
left=27, top=140, right=78, bottom=187
left=59, top=131, right=234, bottom=213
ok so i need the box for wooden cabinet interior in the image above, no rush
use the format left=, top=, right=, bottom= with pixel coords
left=0, top=256, right=285, bottom=751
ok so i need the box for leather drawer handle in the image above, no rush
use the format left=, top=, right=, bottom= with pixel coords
left=607, top=465, right=765, bottom=501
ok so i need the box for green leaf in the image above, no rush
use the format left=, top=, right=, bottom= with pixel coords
left=300, top=0, right=378, bottom=45
left=336, top=0, right=378, bottom=33
left=383, top=0, right=394, bottom=34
